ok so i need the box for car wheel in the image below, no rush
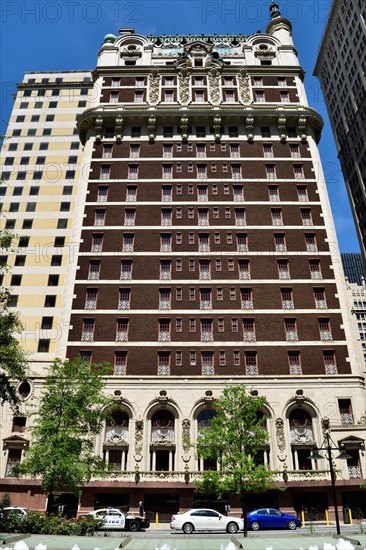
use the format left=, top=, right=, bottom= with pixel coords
left=251, top=521, right=260, bottom=531
left=128, top=520, right=140, bottom=532
left=182, top=522, right=194, bottom=534
left=226, top=521, right=238, bottom=534
left=288, top=520, right=297, bottom=530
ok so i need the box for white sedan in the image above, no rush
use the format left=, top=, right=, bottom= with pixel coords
left=170, top=508, right=243, bottom=534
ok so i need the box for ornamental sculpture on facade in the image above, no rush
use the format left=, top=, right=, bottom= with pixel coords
left=278, top=116, right=287, bottom=143
left=180, top=115, right=189, bottom=142
left=134, top=419, right=143, bottom=459
left=178, top=69, right=190, bottom=105
left=238, top=69, right=251, bottom=104
left=148, top=69, right=161, bottom=105
left=94, top=116, right=104, bottom=143
left=245, top=115, right=255, bottom=143
left=207, top=68, right=221, bottom=105
left=275, top=417, right=286, bottom=452
left=115, top=115, right=123, bottom=143
left=298, top=116, right=308, bottom=143
left=147, top=115, right=157, bottom=143
left=212, top=115, right=222, bottom=142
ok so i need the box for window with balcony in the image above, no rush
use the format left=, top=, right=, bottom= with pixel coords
left=241, top=288, right=253, bottom=309
left=109, top=91, right=119, bottom=103
left=134, top=91, right=144, bottom=103
left=162, top=164, right=173, bottom=179
left=97, top=186, right=108, bottom=202
left=162, top=186, right=172, bottom=202
left=305, top=233, right=318, bottom=252
left=160, top=260, right=172, bottom=280
left=243, top=319, right=256, bottom=342
left=157, top=352, right=171, bottom=376
left=111, top=78, right=120, bottom=87
left=122, top=233, right=134, bottom=252
left=163, top=144, right=173, bottom=158
left=161, top=208, right=172, bottom=226
left=278, top=259, right=290, bottom=280
left=100, top=165, right=111, bottom=180
left=198, top=233, right=210, bottom=252
left=199, top=260, right=211, bottom=280
left=201, top=319, right=213, bottom=342
left=5, top=449, right=22, bottom=477
left=285, top=318, right=298, bottom=341
left=290, top=144, right=301, bottom=158
left=319, top=318, right=332, bottom=341
left=163, top=126, right=173, bottom=138
left=91, top=233, right=103, bottom=253
left=124, top=209, right=135, bottom=226
left=118, top=288, right=131, bottom=310
left=129, top=144, right=140, bottom=158
left=230, top=143, right=239, bottom=158
left=236, top=233, right=248, bottom=254
left=197, top=185, right=208, bottom=202
left=266, top=164, right=277, bottom=180
left=288, top=351, right=302, bottom=375
left=280, top=91, right=290, bottom=103
left=161, top=234, right=172, bottom=252
left=200, top=288, right=212, bottom=310
left=114, top=352, right=127, bottom=375
left=256, top=90, right=265, bottom=102
left=297, top=185, right=309, bottom=202
left=126, top=186, right=137, bottom=202
left=196, top=143, right=206, bottom=158
left=301, top=209, right=313, bottom=226
left=201, top=351, right=214, bottom=375
left=314, top=288, right=327, bottom=309
left=120, top=260, right=132, bottom=280
left=80, top=351, right=92, bottom=364
left=238, top=259, right=250, bottom=280
left=231, top=164, right=242, bottom=180
left=268, top=185, right=280, bottom=202
left=245, top=351, right=258, bottom=375
left=293, top=164, right=305, bottom=179
left=198, top=209, right=209, bottom=226
left=338, top=399, right=353, bottom=425
left=323, top=350, right=337, bottom=374
left=158, top=319, right=171, bottom=342
left=102, top=144, right=113, bottom=159
left=233, top=208, right=245, bottom=226
left=116, top=319, right=129, bottom=342
left=81, top=319, right=95, bottom=342
left=88, top=260, right=100, bottom=280
left=233, top=186, right=244, bottom=202
left=195, top=90, right=205, bottom=103
left=309, top=259, right=322, bottom=279
left=263, top=144, right=273, bottom=158
left=159, top=288, right=171, bottom=310
left=197, top=164, right=207, bottom=179
left=85, top=288, right=98, bottom=310
left=164, top=90, right=174, bottom=103
left=281, top=288, right=294, bottom=309
left=128, top=164, right=138, bottom=179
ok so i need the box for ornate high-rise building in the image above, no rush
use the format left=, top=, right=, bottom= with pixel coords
left=314, top=0, right=366, bottom=266
left=1, top=4, right=365, bottom=519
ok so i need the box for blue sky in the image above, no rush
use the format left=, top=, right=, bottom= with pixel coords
left=0, top=0, right=360, bottom=253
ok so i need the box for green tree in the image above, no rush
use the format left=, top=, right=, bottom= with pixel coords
left=0, top=165, right=28, bottom=409
left=16, top=358, right=112, bottom=499
left=195, top=385, right=275, bottom=536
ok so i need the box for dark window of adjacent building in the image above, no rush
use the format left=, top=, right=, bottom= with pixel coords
left=7, top=295, right=18, bottom=307
left=55, top=77, right=63, bottom=83
left=54, top=237, right=65, bottom=247
left=26, top=202, right=36, bottom=212
left=14, top=255, right=26, bottom=266
left=41, top=317, right=53, bottom=329
left=30, top=186, right=40, bottom=195
left=11, top=275, right=22, bottom=286
left=228, top=126, right=238, bottom=137
left=131, top=127, right=141, bottom=138
left=13, top=187, right=23, bottom=196
left=4, top=157, right=14, bottom=165
left=5, top=220, right=15, bottom=229
left=1, top=172, right=10, bottom=181
left=52, top=89, right=60, bottom=96
left=57, top=219, right=67, bottom=229
left=70, top=142, right=79, bottom=150
left=51, top=255, right=62, bottom=266
left=8, top=144, right=18, bottom=151
left=20, top=157, right=30, bottom=165
left=23, top=90, right=31, bottom=97
left=33, top=171, right=43, bottom=180
left=37, top=89, right=46, bottom=96
left=65, top=170, right=75, bottom=180
left=49, top=101, right=57, bottom=108
left=16, top=171, right=27, bottom=180
left=41, top=78, right=49, bottom=83
left=261, top=127, right=271, bottom=137
left=63, top=185, right=73, bottom=195
left=163, top=127, right=173, bottom=138
left=43, top=129, right=51, bottom=136
left=16, top=116, right=25, bottom=123
left=78, top=101, right=86, bottom=107
left=9, top=203, right=19, bottom=212
left=0, top=186, right=6, bottom=195
left=13, top=130, right=21, bottom=136
left=22, top=219, right=33, bottom=229
left=60, top=202, right=70, bottom=212
left=24, top=143, right=33, bottom=151
left=37, top=339, right=50, bottom=352
left=40, top=142, right=49, bottom=150
left=68, top=156, right=77, bottom=164
left=27, top=78, right=35, bottom=83
left=35, top=102, right=42, bottom=108
left=46, top=115, right=54, bottom=121
left=18, top=236, right=29, bottom=247
left=44, top=295, right=56, bottom=307
left=48, top=275, right=59, bottom=286
left=31, top=115, right=40, bottom=122
left=20, top=102, right=27, bottom=109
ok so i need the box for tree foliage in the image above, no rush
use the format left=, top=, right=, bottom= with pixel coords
left=16, top=358, right=112, bottom=495
left=195, top=385, right=274, bottom=502
left=0, top=168, right=28, bottom=409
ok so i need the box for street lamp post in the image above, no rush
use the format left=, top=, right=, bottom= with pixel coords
left=308, top=418, right=352, bottom=536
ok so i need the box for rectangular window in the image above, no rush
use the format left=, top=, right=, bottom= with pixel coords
left=217, top=287, right=223, bottom=300
left=245, top=352, right=258, bottom=375
left=233, top=350, right=240, bottom=366
left=114, top=352, right=127, bottom=374
left=124, top=209, right=136, bottom=226
left=278, top=259, right=290, bottom=279
left=189, top=319, right=196, bottom=332
left=256, top=90, right=265, bottom=102
left=293, top=164, right=305, bottom=179
left=297, top=185, right=309, bottom=202
left=280, top=91, right=290, bottom=103
left=305, top=233, right=317, bottom=252
left=288, top=351, right=302, bottom=375
left=219, top=351, right=226, bottom=366
left=319, top=318, right=332, bottom=341
left=100, top=164, right=111, bottom=180
left=109, top=91, right=119, bottom=103
left=323, top=350, right=337, bottom=374
left=285, top=318, right=298, bottom=341
left=263, top=143, right=273, bottom=158
left=309, top=259, right=322, bottom=279
left=189, top=287, right=196, bottom=300
left=128, top=164, right=139, bottom=179
left=301, top=209, right=313, bottom=226
left=243, top=319, right=256, bottom=342
left=94, top=209, right=106, bottom=226
left=241, top=288, right=253, bottom=309
left=266, top=164, right=277, bottom=180
left=290, top=144, right=300, bottom=158
left=190, top=351, right=196, bottom=366
left=274, top=233, right=286, bottom=252
left=271, top=208, right=283, bottom=226
left=281, top=288, right=294, bottom=309
left=176, top=288, right=182, bottom=301
left=314, top=288, right=327, bottom=309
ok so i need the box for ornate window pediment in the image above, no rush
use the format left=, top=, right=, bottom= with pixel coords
left=3, top=434, right=29, bottom=450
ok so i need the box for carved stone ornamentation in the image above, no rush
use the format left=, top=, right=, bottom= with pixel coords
left=212, top=115, right=222, bottom=143
left=238, top=69, right=251, bottom=104
left=135, top=419, right=143, bottom=457
left=357, top=412, right=366, bottom=425
left=245, top=115, right=254, bottom=143
left=208, top=68, right=221, bottom=105
left=147, top=115, right=157, bottom=143
left=148, top=69, right=161, bottom=105
left=115, top=115, right=123, bottom=143
left=94, top=116, right=104, bottom=144
left=182, top=418, right=191, bottom=454
left=178, top=69, right=191, bottom=105
left=275, top=417, right=286, bottom=452
left=180, top=115, right=189, bottom=142
left=278, top=116, right=287, bottom=143
left=298, top=116, right=308, bottom=143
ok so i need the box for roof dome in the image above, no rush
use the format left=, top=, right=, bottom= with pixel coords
left=103, top=34, right=116, bottom=44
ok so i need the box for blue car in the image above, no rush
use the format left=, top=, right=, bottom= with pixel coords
left=247, top=508, right=302, bottom=530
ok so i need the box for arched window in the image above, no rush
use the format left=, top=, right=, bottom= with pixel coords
left=197, top=409, right=216, bottom=433
left=104, top=410, right=130, bottom=472
left=150, top=410, right=176, bottom=472
left=151, top=410, right=175, bottom=443
left=289, top=409, right=315, bottom=471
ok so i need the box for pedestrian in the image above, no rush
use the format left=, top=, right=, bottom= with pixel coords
left=138, top=500, right=144, bottom=517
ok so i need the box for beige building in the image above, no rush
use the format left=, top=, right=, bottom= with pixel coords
left=1, top=3, right=365, bottom=520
